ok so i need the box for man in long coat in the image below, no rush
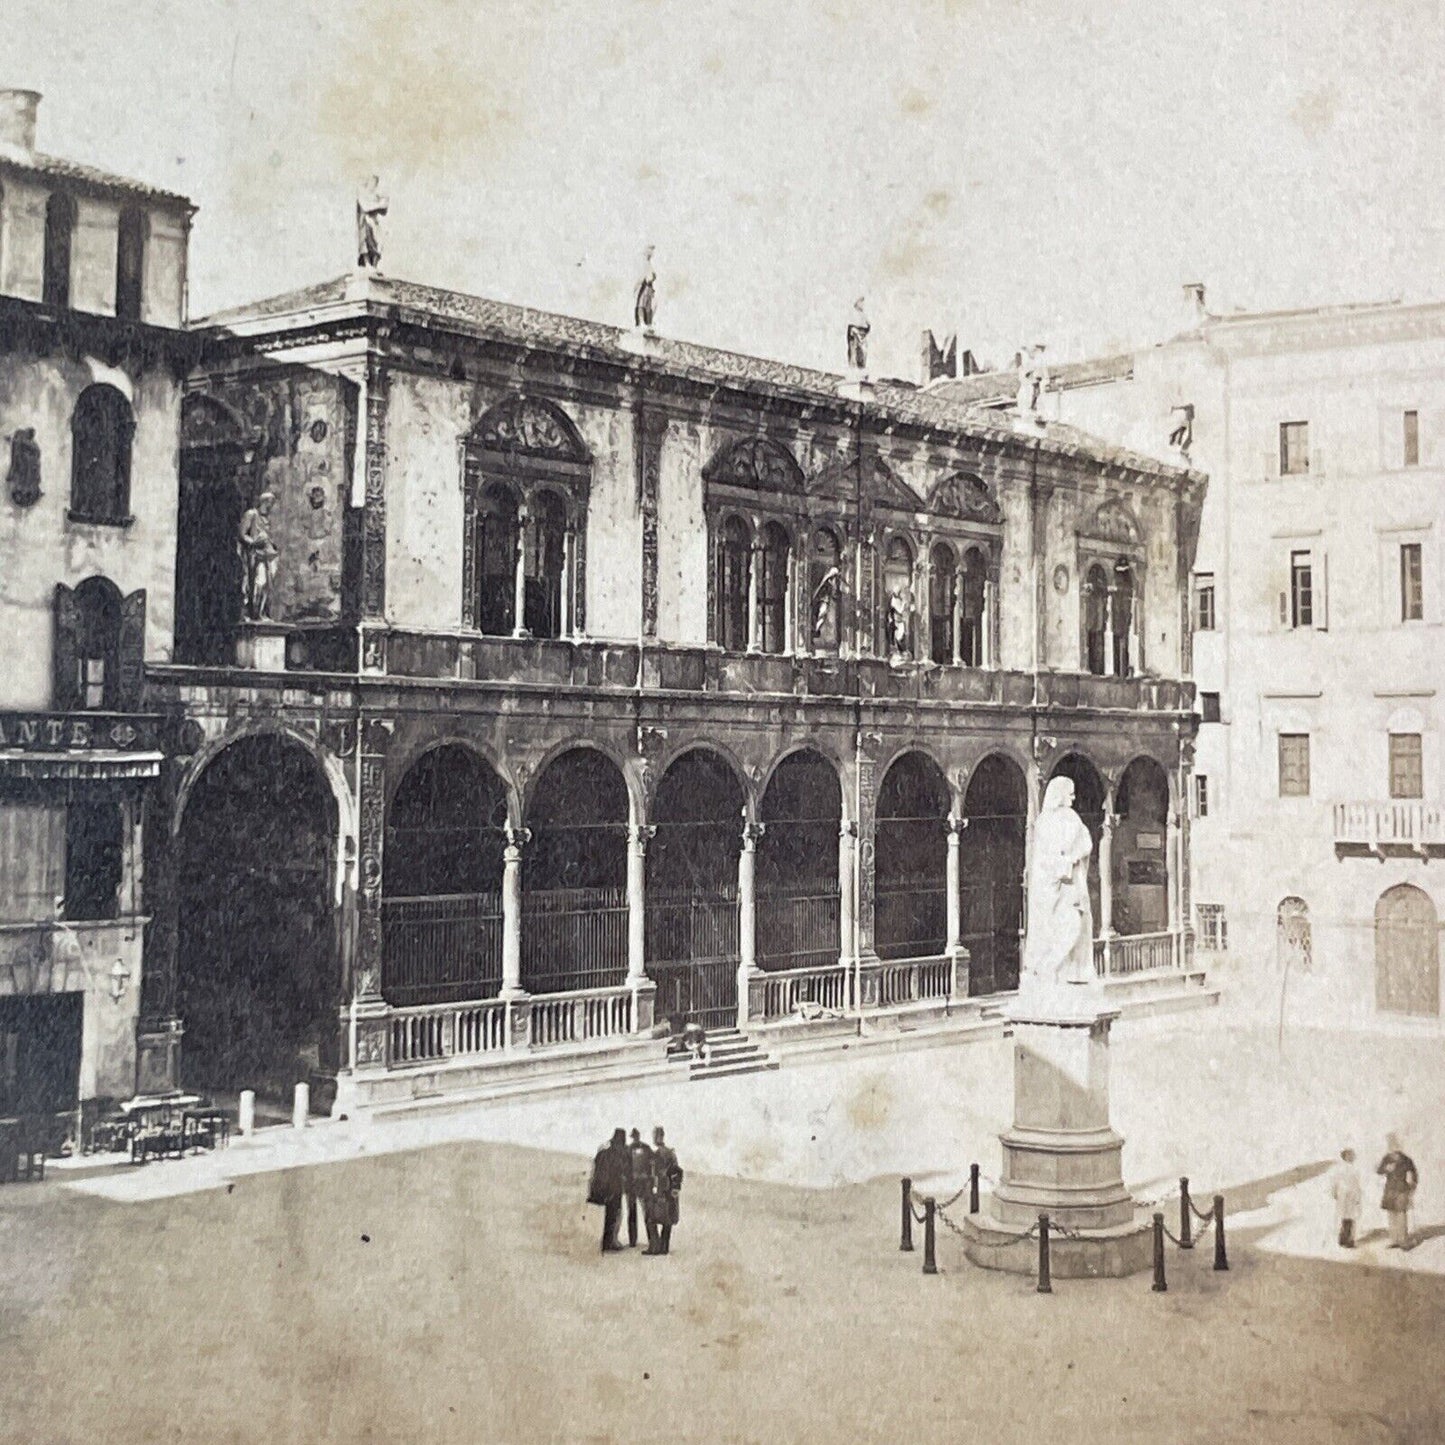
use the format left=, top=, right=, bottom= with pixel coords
left=625, top=1128, right=652, bottom=1249
left=589, top=1128, right=630, bottom=1253
left=642, top=1126, right=683, bottom=1256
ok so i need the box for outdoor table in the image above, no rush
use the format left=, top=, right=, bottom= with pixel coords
left=182, top=1109, right=230, bottom=1153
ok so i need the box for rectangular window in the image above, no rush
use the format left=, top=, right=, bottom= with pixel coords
left=1196, top=903, right=1228, bottom=951
left=1279, top=733, right=1311, bottom=797
left=1193, top=774, right=1209, bottom=817
left=1404, top=410, right=1420, bottom=467
left=1279, top=421, right=1309, bottom=476
left=1389, top=733, right=1423, bottom=800
left=1200, top=691, right=1221, bottom=723
left=1400, top=543, right=1423, bottom=623
left=1290, top=551, right=1313, bottom=628
left=1193, top=573, right=1215, bottom=632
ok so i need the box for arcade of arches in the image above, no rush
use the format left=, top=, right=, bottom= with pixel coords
left=168, top=733, right=1184, bottom=1093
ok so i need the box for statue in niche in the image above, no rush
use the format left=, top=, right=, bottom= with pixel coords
left=1168, top=403, right=1195, bottom=458
left=1021, top=776, right=1097, bottom=999
left=811, top=566, right=841, bottom=645
left=7, top=428, right=40, bottom=507
left=356, top=175, right=389, bottom=271
left=634, top=245, right=657, bottom=330
left=238, top=491, right=280, bottom=621
left=847, top=297, right=870, bottom=372
left=887, top=584, right=914, bottom=658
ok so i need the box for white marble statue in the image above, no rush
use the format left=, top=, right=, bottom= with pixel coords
left=1021, top=776, right=1096, bottom=998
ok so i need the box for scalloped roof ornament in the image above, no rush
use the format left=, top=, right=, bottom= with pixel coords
left=702, top=436, right=805, bottom=494
left=930, top=471, right=1003, bottom=524
left=806, top=454, right=922, bottom=510
left=472, top=393, right=588, bottom=461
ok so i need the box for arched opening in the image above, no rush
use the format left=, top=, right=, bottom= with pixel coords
left=523, top=490, right=568, bottom=639
left=72, top=576, right=121, bottom=710
left=884, top=535, right=916, bottom=658
left=1112, top=560, right=1136, bottom=677
left=1049, top=754, right=1107, bottom=935
left=116, top=204, right=146, bottom=322
left=758, top=750, right=841, bottom=970
left=646, top=750, right=744, bottom=1030
left=177, top=736, right=339, bottom=1108
left=718, top=515, right=751, bottom=652
left=382, top=746, right=508, bottom=1006
left=1376, top=885, right=1439, bottom=1017
left=759, top=521, right=790, bottom=654
left=808, top=527, right=843, bottom=654
left=929, top=544, right=956, bottom=665
left=523, top=749, right=629, bottom=993
left=960, top=547, right=989, bottom=667
left=475, top=484, right=520, bottom=635
left=70, top=385, right=135, bottom=524
left=43, top=190, right=75, bottom=308
left=1113, top=757, right=1170, bottom=935
left=1276, top=896, right=1312, bottom=976
left=960, top=754, right=1027, bottom=994
left=876, top=752, right=950, bottom=959
left=1084, top=563, right=1109, bottom=675
left=176, top=397, right=247, bottom=665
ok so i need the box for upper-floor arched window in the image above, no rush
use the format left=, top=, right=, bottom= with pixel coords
left=1084, top=563, right=1109, bottom=675
left=43, top=190, right=76, bottom=308
left=929, top=542, right=956, bottom=665
left=475, top=483, right=520, bottom=636
left=717, top=515, right=751, bottom=652
left=883, top=535, right=916, bottom=658
left=1112, top=559, right=1136, bottom=677
left=759, top=522, right=790, bottom=654
left=70, top=384, right=135, bottom=525
left=524, top=490, right=569, bottom=640
left=808, top=527, right=843, bottom=654
left=960, top=546, right=990, bottom=667
left=116, top=205, right=146, bottom=322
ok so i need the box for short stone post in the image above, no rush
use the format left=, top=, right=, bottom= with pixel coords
left=923, top=1197, right=938, bottom=1275
left=238, top=1090, right=256, bottom=1138
left=1179, top=1177, right=1194, bottom=1249
left=1151, top=1213, right=1167, bottom=1292
left=292, top=1082, right=309, bottom=1129
left=900, top=1176, right=914, bottom=1252
left=1036, top=1213, right=1052, bottom=1294
left=969, top=1162, right=981, bottom=1215
left=1213, top=1195, right=1229, bottom=1272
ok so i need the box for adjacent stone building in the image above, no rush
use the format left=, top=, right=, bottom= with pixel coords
left=0, top=90, right=194, bottom=1134
left=147, top=271, right=1207, bottom=1114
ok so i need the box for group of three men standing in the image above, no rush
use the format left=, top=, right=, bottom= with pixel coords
left=590, top=1126, right=683, bottom=1255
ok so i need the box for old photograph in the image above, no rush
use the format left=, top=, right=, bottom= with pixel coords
left=1, top=1, right=1442, bottom=1441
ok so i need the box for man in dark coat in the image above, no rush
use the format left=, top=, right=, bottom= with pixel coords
left=589, top=1128, right=629, bottom=1252
left=626, top=1128, right=653, bottom=1248
left=643, top=1126, right=683, bottom=1256
left=1377, top=1133, right=1419, bottom=1249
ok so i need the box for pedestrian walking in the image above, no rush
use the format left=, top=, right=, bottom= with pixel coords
left=626, top=1127, right=653, bottom=1249
left=643, top=1126, right=684, bottom=1256
left=1377, top=1133, right=1418, bottom=1249
left=588, top=1127, right=630, bottom=1253
left=1330, top=1148, right=1362, bottom=1248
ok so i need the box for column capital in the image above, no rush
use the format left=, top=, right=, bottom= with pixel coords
left=504, top=824, right=532, bottom=854
left=946, top=814, right=969, bottom=838
left=1102, top=810, right=1119, bottom=835
left=629, top=823, right=658, bottom=851
left=741, top=820, right=766, bottom=848
left=840, top=820, right=859, bottom=840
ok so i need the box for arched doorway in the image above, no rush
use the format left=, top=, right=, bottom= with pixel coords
left=960, top=754, right=1027, bottom=994
left=176, top=396, right=246, bottom=665
left=523, top=749, right=629, bottom=994
left=646, top=750, right=744, bottom=1030
left=1114, top=757, right=1170, bottom=935
left=1376, top=885, right=1439, bottom=1017
left=758, top=750, right=841, bottom=970
left=876, top=752, right=949, bottom=960
left=382, top=746, right=508, bottom=1005
left=1276, top=897, right=1311, bottom=975
left=1048, top=754, right=1107, bottom=933
left=177, top=736, right=339, bottom=1107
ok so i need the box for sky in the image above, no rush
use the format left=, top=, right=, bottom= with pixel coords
left=7, top=0, right=1444, bottom=379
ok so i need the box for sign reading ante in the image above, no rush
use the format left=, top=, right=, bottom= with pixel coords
left=0, top=713, right=155, bottom=751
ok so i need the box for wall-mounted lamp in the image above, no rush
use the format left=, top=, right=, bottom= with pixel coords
left=109, top=958, right=131, bottom=1002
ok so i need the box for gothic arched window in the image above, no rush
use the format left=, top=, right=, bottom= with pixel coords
left=70, top=385, right=135, bottom=525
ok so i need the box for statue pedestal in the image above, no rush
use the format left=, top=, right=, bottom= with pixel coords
left=235, top=623, right=288, bottom=672
left=837, top=374, right=874, bottom=402
left=962, top=992, right=1153, bottom=1277
left=618, top=326, right=660, bottom=356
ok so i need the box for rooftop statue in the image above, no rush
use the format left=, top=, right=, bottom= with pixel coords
left=847, top=297, right=870, bottom=372
left=634, top=245, right=657, bottom=331
left=356, top=175, right=388, bottom=271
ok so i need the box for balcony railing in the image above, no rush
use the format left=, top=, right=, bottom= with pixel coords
left=861, top=955, right=955, bottom=1008
left=1334, top=801, right=1445, bottom=855
left=753, top=964, right=849, bottom=1021
left=1093, top=929, right=1181, bottom=978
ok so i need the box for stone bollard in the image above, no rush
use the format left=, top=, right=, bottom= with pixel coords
left=900, top=1177, right=915, bottom=1251
left=1036, top=1214, right=1052, bottom=1294
left=923, top=1198, right=938, bottom=1276
left=1179, top=1177, right=1194, bottom=1249
left=1151, top=1213, right=1168, bottom=1292
left=969, top=1162, right=981, bottom=1215
left=238, top=1090, right=256, bottom=1138
left=1213, top=1194, right=1229, bottom=1272
left=292, top=1082, right=309, bottom=1130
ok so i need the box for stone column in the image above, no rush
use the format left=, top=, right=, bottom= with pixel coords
left=1104, top=587, right=1116, bottom=677
left=783, top=545, right=796, bottom=654
left=1166, top=808, right=1182, bottom=964
left=1100, top=805, right=1116, bottom=939
left=136, top=762, right=182, bottom=1096
left=512, top=504, right=530, bottom=638
left=746, top=536, right=761, bottom=653
left=736, top=821, right=764, bottom=1027
left=945, top=815, right=969, bottom=999
left=501, top=824, right=531, bottom=1048
left=951, top=572, right=963, bottom=666
left=626, top=824, right=657, bottom=1031
left=560, top=529, right=576, bottom=638
left=838, top=821, right=857, bottom=973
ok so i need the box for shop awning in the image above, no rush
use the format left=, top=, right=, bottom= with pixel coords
left=0, top=751, right=164, bottom=781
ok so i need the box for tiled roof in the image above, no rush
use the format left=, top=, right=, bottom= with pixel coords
left=0, top=145, right=193, bottom=208
left=200, top=274, right=1198, bottom=483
